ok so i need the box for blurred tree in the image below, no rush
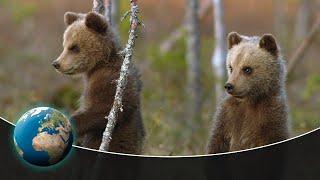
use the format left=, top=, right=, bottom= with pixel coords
left=93, top=0, right=106, bottom=16
left=212, top=0, right=227, bottom=104
left=111, top=0, right=120, bottom=39
left=160, top=0, right=212, bottom=53
left=186, top=0, right=202, bottom=121
left=288, top=16, right=320, bottom=77
left=273, top=0, right=287, bottom=52
left=293, top=0, right=312, bottom=44
left=105, top=0, right=112, bottom=24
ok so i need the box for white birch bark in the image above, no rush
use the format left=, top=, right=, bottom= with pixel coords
left=93, top=0, right=112, bottom=24
left=212, top=0, right=227, bottom=104
left=105, top=0, right=112, bottom=25
left=93, top=0, right=105, bottom=16
left=186, top=0, right=202, bottom=120
left=111, top=0, right=121, bottom=39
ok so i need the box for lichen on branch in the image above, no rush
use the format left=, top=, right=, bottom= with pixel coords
left=98, top=0, right=142, bottom=152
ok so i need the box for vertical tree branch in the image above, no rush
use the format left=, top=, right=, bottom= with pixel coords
left=212, top=0, right=227, bottom=104
left=186, top=0, right=202, bottom=120
left=99, top=0, right=141, bottom=152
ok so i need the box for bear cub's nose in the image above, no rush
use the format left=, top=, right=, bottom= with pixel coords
left=52, top=61, right=60, bottom=69
left=224, top=83, right=234, bottom=93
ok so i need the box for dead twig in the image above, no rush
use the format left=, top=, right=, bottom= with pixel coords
left=99, top=0, right=142, bottom=152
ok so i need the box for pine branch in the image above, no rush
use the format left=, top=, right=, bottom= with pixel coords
left=99, top=0, right=142, bottom=152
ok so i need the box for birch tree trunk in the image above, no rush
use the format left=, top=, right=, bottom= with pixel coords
left=186, top=0, right=202, bottom=120
left=212, top=0, right=227, bottom=104
left=93, top=0, right=112, bottom=24
left=93, top=0, right=105, bottom=15
left=293, top=0, right=312, bottom=44
left=273, top=0, right=287, bottom=51
left=111, top=0, right=121, bottom=39
left=104, top=0, right=112, bottom=24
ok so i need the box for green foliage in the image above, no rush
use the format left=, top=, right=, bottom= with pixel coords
left=140, top=37, right=216, bottom=155
left=291, top=107, right=320, bottom=135
left=13, top=4, right=36, bottom=23
left=290, top=74, right=320, bottom=135
left=0, top=0, right=10, bottom=6
left=50, top=85, right=80, bottom=112
left=302, top=74, right=320, bottom=102
left=5, top=1, right=37, bottom=24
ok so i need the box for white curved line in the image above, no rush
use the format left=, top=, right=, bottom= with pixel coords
left=0, top=116, right=16, bottom=126
left=1, top=116, right=319, bottom=158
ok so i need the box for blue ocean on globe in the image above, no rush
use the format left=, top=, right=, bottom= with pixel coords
left=13, top=107, right=73, bottom=166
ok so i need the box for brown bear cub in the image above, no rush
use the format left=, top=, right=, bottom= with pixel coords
left=207, top=32, right=290, bottom=154
left=52, top=12, right=145, bottom=154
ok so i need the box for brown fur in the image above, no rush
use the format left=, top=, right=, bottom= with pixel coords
left=53, top=12, right=145, bottom=154
left=207, top=32, right=290, bottom=154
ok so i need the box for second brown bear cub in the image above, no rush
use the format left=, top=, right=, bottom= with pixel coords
left=52, top=12, right=145, bottom=154
left=207, top=32, right=290, bottom=154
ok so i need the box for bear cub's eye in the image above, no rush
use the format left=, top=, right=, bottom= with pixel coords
left=243, top=67, right=253, bottom=75
left=229, top=66, right=233, bottom=73
left=69, top=44, right=80, bottom=53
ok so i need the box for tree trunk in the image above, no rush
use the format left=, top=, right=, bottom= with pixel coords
left=288, top=16, right=320, bottom=78
left=186, top=0, right=202, bottom=120
left=294, top=0, right=312, bottom=44
left=92, top=0, right=112, bottom=25
left=93, top=0, right=105, bottom=15
left=212, top=0, right=227, bottom=104
left=160, top=0, right=211, bottom=53
left=104, top=0, right=112, bottom=24
left=111, top=0, right=120, bottom=39
left=273, top=0, right=287, bottom=51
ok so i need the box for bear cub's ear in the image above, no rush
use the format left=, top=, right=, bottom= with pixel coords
left=228, top=32, right=242, bottom=49
left=64, top=12, right=81, bottom=26
left=85, top=12, right=108, bottom=34
left=259, top=34, right=279, bottom=56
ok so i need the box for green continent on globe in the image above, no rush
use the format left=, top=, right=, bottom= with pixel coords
left=38, top=111, right=69, bottom=132
left=32, top=110, right=72, bottom=164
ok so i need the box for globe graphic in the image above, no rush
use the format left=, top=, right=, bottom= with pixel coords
left=13, top=107, right=73, bottom=166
